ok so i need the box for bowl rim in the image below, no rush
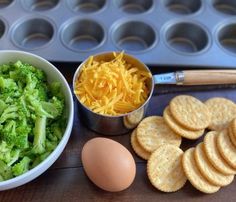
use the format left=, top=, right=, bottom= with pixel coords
left=0, top=50, right=74, bottom=189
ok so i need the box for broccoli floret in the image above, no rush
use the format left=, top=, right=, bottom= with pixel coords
left=25, top=94, right=55, bottom=118
left=13, top=60, right=26, bottom=70
left=31, top=152, right=50, bottom=168
left=7, top=149, right=20, bottom=167
left=0, top=77, right=18, bottom=92
left=13, top=61, right=37, bottom=80
left=49, top=82, right=64, bottom=99
left=0, top=141, right=12, bottom=153
left=12, top=60, right=46, bottom=83
left=41, top=97, right=64, bottom=119
left=0, top=76, right=21, bottom=102
left=25, top=93, right=64, bottom=119
left=0, top=64, right=10, bottom=74
left=17, top=96, right=31, bottom=118
left=11, top=61, right=45, bottom=92
left=32, top=116, right=46, bottom=154
left=0, top=141, right=14, bottom=165
left=1, top=120, right=16, bottom=144
left=46, top=122, right=63, bottom=141
left=0, top=120, right=29, bottom=149
left=25, top=73, right=41, bottom=93
left=0, top=105, right=18, bottom=124
left=0, top=141, right=20, bottom=166
left=35, top=69, right=46, bottom=81
left=0, top=174, right=3, bottom=181
left=36, top=83, right=48, bottom=101
left=0, top=100, right=7, bottom=115
left=12, top=156, right=31, bottom=177
left=0, top=160, right=13, bottom=180
left=45, top=139, right=58, bottom=152
left=15, top=134, right=29, bottom=150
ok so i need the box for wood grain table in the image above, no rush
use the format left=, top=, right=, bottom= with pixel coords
left=0, top=63, right=236, bottom=202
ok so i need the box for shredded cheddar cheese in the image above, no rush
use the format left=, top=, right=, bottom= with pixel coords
left=74, top=52, right=152, bottom=115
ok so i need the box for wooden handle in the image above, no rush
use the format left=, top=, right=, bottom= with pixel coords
left=182, top=70, right=236, bottom=85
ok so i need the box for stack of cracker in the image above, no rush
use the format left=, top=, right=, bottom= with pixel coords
left=183, top=125, right=236, bottom=194
left=130, top=95, right=236, bottom=194
left=182, top=97, right=236, bottom=193
left=163, top=95, right=210, bottom=140
left=131, top=116, right=185, bottom=192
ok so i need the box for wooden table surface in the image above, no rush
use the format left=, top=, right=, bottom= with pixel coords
left=1, top=63, right=236, bottom=202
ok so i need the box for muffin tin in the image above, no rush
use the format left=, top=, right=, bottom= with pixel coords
left=1, top=0, right=236, bottom=68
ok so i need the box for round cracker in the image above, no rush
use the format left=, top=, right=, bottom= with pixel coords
left=147, top=144, right=187, bottom=192
left=182, top=148, right=220, bottom=194
left=163, top=106, right=204, bottom=140
left=195, top=143, right=234, bottom=187
left=217, top=130, right=236, bottom=169
left=205, top=97, right=236, bottom=131
left=130, top=129, right=150, bottom=160
left=170, top=95, right=210, bottom=130
left=203, top=131, right=236, bottom=175
left=228, top=126, right=236, bottom=148
left=136, top=116, right=181, bottom=152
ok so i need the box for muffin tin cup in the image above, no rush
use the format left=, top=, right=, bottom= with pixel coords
left=212, top=0, right=236, bottom=15
left=111, top=20, right=157, bottom=53
left=0, top=0, right=13, bottom=9
left=216, top=21, right=236, bottom=55
left=0, top=19, right=5, bottom=39
left=21, top=0, right=59, bottom=11
left=67, top=0, right=106, bottom=13
left=60, top=18, right=105, bottom=52
left=10, top=17, right=55, bottom=50
left=164, top=21, right=210, bottom=55
left=1, top=0, right=236, bottom=68
left=115, top=0, right=154, bottom=14
left=164, top=0, right=202, bottom=15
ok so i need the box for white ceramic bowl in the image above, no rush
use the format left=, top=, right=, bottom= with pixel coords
left=0, top=50, right=74, bottom=190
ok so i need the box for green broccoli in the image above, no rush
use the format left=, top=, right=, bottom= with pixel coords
left=36, top=83, right=48, bottom=101
left=0, top=77, right=17, bottom=91
left=0, top=60, right=66, bottom=181
left=12, top=156, right=31, bottom=177
left=0, top=175, right=4, bottom=182
left=1, top=120, right=29, bottom=149
left=31, top=152, right=50, bottom=169
left=32, top=116, right=46, bottom=154
left=0, top=160, right=13, bottom=180
left=41, top=97, right=64, bottom=119
left=25, top=94, right=57, bottom=118
left=0, top=64, right=10, bottom=74
left=46, top=122, right=63, bottom=141
left=45, top=139, right=58, bottom=152
left=17, top=96, right=31, bottom=118
left=0, top=105, right=18, bottom=124
left=49, top=82, right=64, bottom=99
left=0, top=100, right=7, bottom=115
left=7, top=149, right=20, bottom=167
left=1, top=120, right=16, bottom=144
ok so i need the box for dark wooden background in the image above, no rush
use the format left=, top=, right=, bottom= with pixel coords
left=0, top=63, right=236, bottom=202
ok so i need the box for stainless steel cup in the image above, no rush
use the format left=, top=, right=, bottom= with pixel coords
left=73, top=52, right=154, bottom=135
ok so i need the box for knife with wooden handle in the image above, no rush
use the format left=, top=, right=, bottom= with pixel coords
left=153, top=70, right=236, bottom=85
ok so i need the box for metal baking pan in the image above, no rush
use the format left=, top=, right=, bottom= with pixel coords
left=0, top=0, right=236, bottom=68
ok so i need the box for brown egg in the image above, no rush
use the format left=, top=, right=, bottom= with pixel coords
left=81, top=137, right=136, bottom=192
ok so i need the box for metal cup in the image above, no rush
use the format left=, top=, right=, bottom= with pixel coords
left=73, top=52, right=154, bottom=135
